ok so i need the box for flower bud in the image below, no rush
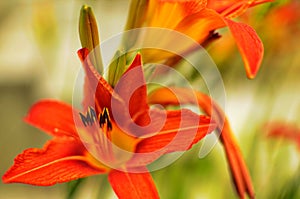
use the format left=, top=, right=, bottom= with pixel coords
left=79, top=5, right=103, bottom=74
left=122, top=0, right=148, bottom=50
left=108, top=50, right=126, bottom=87
left=125, top=0, right=148, bottom=30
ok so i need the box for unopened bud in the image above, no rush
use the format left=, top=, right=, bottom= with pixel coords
left=79, top=5, right=103, bottom=74
left=123, top=0, right=148, bottom=50
left=108, top=50, right=127, bottom=87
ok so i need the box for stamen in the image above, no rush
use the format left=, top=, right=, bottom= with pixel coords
left=98, top=107, right=115, bottom=165
left=79, top=106, right=97, bottom=126
left=99, top=107, right=112, bottom=131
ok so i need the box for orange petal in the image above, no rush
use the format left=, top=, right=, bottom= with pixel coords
left=108, top=169, right=159, bottom=199
left=208, top=0, right=272, bottom=17
left=160, top=0, right=207, bottom=15
left=175, top=8, right=225, bottom=44
left=265, top=122, right=300, bottom=150
left=114, top=53, right=150, bottom=127
left=220, top=128, right=254, bottom=199
left=225, top=19, right=264, bottom=79
left=207, top=0, right=236, bottom=13
left=147, top=0, right=207, bottom=29
left=78, top=47, right=99, bottom=111
left=136, top=109, right=214, bottom=153
left=24, top=100, right=79, bottom=138
left=78, top=48, right=118, bottom=114
left=2, top=137, right=107, bottom=185
left=249, top=0, right=273, bottom=7
left=128, top=109, right=215, bottom=166
left=148, top=87, right=255, bottom=199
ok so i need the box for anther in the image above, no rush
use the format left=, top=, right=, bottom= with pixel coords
left=99, top=107, right=112, bottom=131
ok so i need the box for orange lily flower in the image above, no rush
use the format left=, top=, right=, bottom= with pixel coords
left=2, top=49, right=216, bottom=199
left=148, top=87, right=255, bottom=199
left=127, top=0, right=271, bottom=78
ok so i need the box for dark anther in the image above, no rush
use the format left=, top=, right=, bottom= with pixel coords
left=99, top=108, right=112, bottom=131
left=79, top=106, right=97, bottom=126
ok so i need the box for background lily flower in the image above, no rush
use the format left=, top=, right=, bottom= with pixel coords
left=255, top=1, right=300, bottom=52
left=2, top=49, right=216, bottom=199
left=125, top=0, right=272, bottom=78
left=265, top=122, right=300, bottom=151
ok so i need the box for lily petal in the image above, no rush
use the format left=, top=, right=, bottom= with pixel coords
left=128, top=109, right=215, bottom=166
left=225, top=19, right=264, bottom=79
left=208, top=0, right=272, bottom=17
left=136, top=109, right=214, bottom=153
left=114, top=53, right=150, bottom=127
left=147, top=0, right=207, bottom=29
left=78, top=48, right=125, bottom=116
left=148, top=87, right=255, bottom=199
left=265, top=122, right=300, bottom=151
left=175, top=8, right=225, bottom=44
left=2, top=137, right=107, bottom=185
left=24, top=100, right=79, bottom=138
left=108, top=169, right=159, bottom=199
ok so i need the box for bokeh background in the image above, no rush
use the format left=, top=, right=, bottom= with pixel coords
left=0, top=0, right=299, bottom=198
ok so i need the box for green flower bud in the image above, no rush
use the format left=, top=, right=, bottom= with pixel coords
left=79, top=5, right=103, bottom=74
left=108, top=50, right=127, bottom=87
left=123, top=0, right=148, bottom=50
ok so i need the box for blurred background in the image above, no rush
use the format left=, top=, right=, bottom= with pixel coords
left=0, top=0, right=299, bottom=198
